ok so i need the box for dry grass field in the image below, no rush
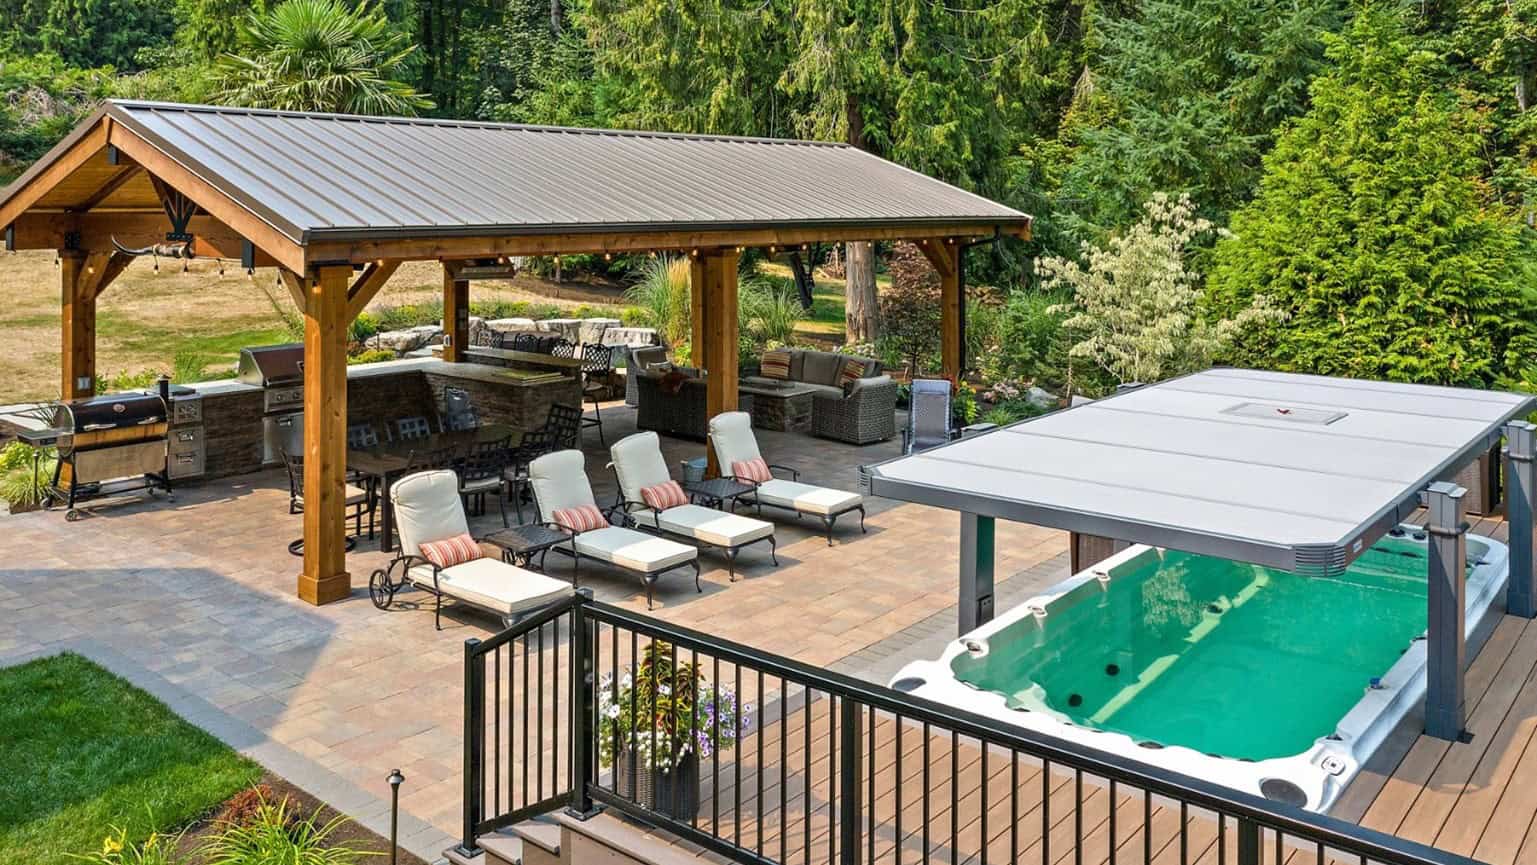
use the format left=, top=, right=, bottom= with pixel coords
left=0, top=252, right=621, bottom=404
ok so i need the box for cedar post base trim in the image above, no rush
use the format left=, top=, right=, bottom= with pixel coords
left=298, top=570, right=352, bottom=605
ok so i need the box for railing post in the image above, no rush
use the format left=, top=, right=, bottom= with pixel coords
left=567, top=589, right=601, bottom=819
left=838, top=696, right=861, bottom=865
left=1237, top=819, right=1260, bottom=865
left=457, top=637, right=486, bottom=858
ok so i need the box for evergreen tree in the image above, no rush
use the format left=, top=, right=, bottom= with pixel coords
left=1026, top=0, right=1341, bottom=245
left=1207, top=5, right=1537, bottom=387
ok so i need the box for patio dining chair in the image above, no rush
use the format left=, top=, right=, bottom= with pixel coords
left=550, top=339, right=577, bottom=359
left=543, top=403, right=583, bottom=450
left=281, top=448, right=374, bottom=555
left=395, top=415, right=433, bottom=442
left=580, top=344, right=614, bottom=446
left=503, top=427, right=554, bottom=523
left=347, top=422, right=380, bottom=450
left=511, top=332, right=540, bottom=353
left=369, top=469, right=571, bottom=630
left=903, top=378, right=956, bottom=455
left=459, top=438, right=511, bottom=527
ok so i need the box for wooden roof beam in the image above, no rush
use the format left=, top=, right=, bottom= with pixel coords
left=305, top=219, right=1031, bottom=266
left=70, top=163, right=143, bottom=213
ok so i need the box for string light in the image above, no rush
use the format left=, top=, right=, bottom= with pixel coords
left=603, top=252, right=612, bottom=261
left=768, top=245, right=777, bottom=254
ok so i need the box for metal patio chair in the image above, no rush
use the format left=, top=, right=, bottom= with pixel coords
left=903, top=378, right=956, bottom=455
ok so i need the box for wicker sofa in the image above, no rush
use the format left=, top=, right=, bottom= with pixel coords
left=741, top=349, right=898, bottom=445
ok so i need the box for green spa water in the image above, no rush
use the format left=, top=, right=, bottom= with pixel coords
left=953, top=535, right=1487, bottom=762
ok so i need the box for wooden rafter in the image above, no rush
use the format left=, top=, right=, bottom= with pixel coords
left=71, top=164, right=143, bottom=213
left=0, top=120, right=109, bottom=230
left=106, top=123, right=306, bottom=272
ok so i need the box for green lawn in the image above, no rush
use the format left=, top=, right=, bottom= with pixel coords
left=0, top=654, right=262, bottom=865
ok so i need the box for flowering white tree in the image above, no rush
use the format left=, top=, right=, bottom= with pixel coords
left=1041, top=193, right=1280, bottom=386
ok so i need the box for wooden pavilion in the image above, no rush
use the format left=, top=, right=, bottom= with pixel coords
left=0, top=100, right=1031, bottom=606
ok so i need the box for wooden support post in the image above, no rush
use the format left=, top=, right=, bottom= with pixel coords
left=690, top=255, right=709, bottom=370
left=59, top=251, right=95, bottom=400
left=698, top=249, right=739, bottom=476
left=443, top=264, right=470, bottom=363
left=918, top=239, right=963, bottom=380
left=297, top=265, right=353, bottom=606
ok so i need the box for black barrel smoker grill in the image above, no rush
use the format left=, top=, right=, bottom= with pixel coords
left=49, top=380, right=173, bottom=519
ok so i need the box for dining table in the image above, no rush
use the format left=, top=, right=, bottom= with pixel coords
left=348, top=423, right=521, bottom=553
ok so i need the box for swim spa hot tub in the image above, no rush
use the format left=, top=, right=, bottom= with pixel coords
left=891, top=525, right=1509, bottom=812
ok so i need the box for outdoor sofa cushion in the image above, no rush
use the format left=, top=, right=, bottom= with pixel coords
left=800, top=350, right=846, bottom=387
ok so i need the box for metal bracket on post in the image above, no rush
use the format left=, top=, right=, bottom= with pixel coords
left=1506, top=421, right=1536, bottom=618
left=1425, top=482, right=1469, bottom=742
left=566, top=588, right=602, bottom=820
left=959, top=512, right=996, bottom=635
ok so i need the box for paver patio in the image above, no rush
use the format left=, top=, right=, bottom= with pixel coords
left=0, top=403, right=1069, bottom=848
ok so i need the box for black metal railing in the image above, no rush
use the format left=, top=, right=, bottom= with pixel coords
left=459, top=592, right=1485, bottom=865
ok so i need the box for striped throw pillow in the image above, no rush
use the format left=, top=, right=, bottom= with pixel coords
left=761, top=349, right=792, bottom=380
left=553, top=504, right=609, bottom=532
left=641, top=480, right=689, bottom=511
left=838, top=358, right=867, bottom=390
left=420, top=533, right=482, bottom=569
left=732, top=457, right=773, bottom=483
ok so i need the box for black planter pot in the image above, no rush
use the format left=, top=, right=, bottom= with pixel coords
left=614, top=748, right=699, bottom=821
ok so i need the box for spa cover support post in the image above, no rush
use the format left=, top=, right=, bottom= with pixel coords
left=1426, top=481, right=1469, bottom=742
left=1505, top=421, right=1536, bottom=618
left=959, top=512, right=995, bottom=634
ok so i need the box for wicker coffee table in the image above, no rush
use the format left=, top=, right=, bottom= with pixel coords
left=739, top=381, right=818, bottom=432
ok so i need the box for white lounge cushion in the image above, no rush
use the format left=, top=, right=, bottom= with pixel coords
left=633, top=504, right=774, bottom=547
left=609, top=431, right=673, bottom=505
left=708, top=411, right=761, bottom=475
left=755, top=479, right=862, bottom=516
left=569, top=526, right=696, bottom=571
left=529, top=449, right=597, bottom=520
left=408, top=557, right=570, bottom=616
left=392, top=470, right=469, bottom=558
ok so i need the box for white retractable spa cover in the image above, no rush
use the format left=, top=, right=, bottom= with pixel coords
left=865, top=368, right=1536, bottom=574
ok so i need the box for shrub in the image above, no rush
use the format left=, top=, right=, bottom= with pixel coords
left=625, top=256, right=692, bottom=350
left=71, top=823, right=185, bottom=865
left=620, top=306, right=648, bottom=327
left=878, top=277, right=941, bottom=376
left=349, top=311, right=380, bottom=343
left=347, top=349, right=396, bottom=365
left=1043, top=192, right=1280, bottom=386
left=198, top=796, right=371, bottom=865
left=373, top=301, right=443, bottom=332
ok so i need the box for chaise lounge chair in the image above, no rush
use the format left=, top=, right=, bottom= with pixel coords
left=367, top=469, right=571, bottom=630
left=608, top=431, right=777, bottom=580
left=529, top=449, right=701, bottom=609
left=707, top=411, right=867, bottom=545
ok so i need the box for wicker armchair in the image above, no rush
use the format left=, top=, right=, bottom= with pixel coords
left=635, top=369, right=710, bottom=440
left=810, top=375, right=899, bottom=445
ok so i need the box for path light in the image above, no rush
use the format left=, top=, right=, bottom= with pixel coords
left=387, top=769, right=405, bottom=865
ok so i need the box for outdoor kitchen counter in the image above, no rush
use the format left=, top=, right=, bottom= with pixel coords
left=185, top=357, right=580, bottom=480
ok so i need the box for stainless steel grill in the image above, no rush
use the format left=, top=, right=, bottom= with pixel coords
left=237, top=343, right=305, bottom=464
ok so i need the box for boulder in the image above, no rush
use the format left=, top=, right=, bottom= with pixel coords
left=487, top=317, right=537, bottom=333
left=600, top=326, right=660, bottom=348
left=578, top=318, right=622, bottom=346
left=537, top=318, right=583, bottom=344
left=1026, top=386, right=1059, bottom=409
